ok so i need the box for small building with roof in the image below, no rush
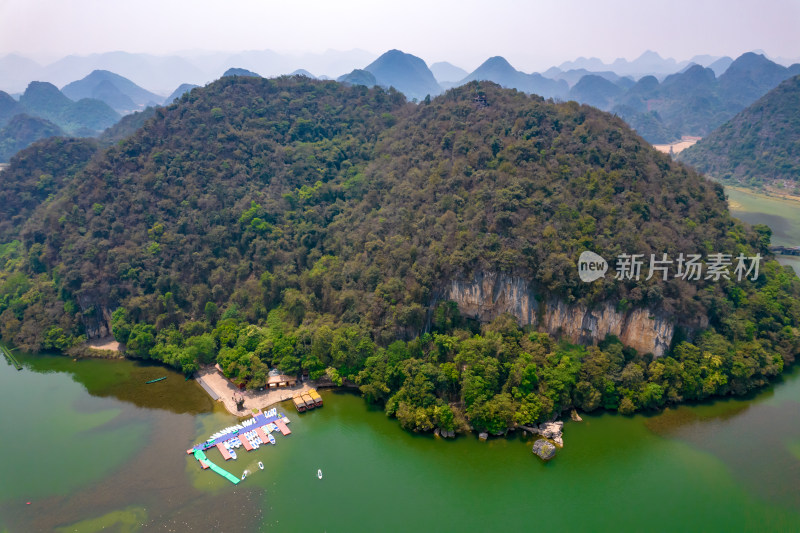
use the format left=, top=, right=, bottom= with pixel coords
left=267, top=368, right=297, bottom=388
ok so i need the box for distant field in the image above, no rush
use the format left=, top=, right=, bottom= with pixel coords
left=727, top=186, right=800, bottom=273
left=653, top=139, right=698, bottom=154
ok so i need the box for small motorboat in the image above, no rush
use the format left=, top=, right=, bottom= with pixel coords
left=258, top=462, right=264, bottom=470
left=317, top=469, right=323, bottom=480
left=268, top=434, right=275, bottom=445
left=242, top=471, right=247, bottom=480
left=230, top=450, right=237, bottom=460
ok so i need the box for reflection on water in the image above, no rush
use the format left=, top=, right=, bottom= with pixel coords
left=0, top=353, right=266, bottom=532
left=645, top=365, right=800, bottom=510
left=2, top=353, right=800, bottom=532
left=16, top=352, right=214, bottom=415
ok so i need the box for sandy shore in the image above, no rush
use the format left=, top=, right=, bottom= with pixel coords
left=196, top=366, right=317, bottom=416
left=87, top=336, right=121, bottom=351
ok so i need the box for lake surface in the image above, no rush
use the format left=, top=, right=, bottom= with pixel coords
left=1, top=185, right=799, bottom=532
left=1, top=350, right=800, bottom=532
left=727, top=186, right=800, bottom=272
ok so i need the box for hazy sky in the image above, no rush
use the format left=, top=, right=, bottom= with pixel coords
left=1, top=0, right=798, bottom=70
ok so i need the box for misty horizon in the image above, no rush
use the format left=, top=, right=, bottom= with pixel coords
left=1, top=46, right=796, bottom=96
left=1, top=0, right=797, bottom=74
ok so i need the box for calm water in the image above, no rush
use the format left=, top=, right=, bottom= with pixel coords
left=0, top=186, right=799, bottom=532
left=1, top=351, right=800, bottom=532
left=727, top=187, right=800, bottom=272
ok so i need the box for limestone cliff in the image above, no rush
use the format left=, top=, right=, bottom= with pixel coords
left=76, top=295, right=113, bottom=339
left=446, top=272, right=675, bottom=356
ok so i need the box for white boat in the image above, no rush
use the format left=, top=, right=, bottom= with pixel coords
left=317, top=469, right=322, bottom=480
left=242, top=471, right=247, bottom=480
left=230, top=450, right=237, bottom=460
left=258, top=461, right=264, bottom=470
left=268, top=434, right=275, bottom=445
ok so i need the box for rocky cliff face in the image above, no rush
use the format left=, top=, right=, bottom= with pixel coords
left=77, top=295, right=113, bottom=339
left=446, top=272, right=675, bottom=356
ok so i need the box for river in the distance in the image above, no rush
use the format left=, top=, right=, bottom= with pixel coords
left=1, top=186, right=799, bottom=532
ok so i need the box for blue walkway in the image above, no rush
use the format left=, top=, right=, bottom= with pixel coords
left=191, top=408, right=286, bottom=452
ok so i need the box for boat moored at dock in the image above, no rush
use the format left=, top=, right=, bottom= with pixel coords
left=188, top=408, right=290, bottom=484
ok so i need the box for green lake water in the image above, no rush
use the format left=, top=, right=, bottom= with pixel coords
left=727, top=187, right=800, bottom=272
left=0, top=185, right=799, bottom=532
left=1, top=351, right=800, bottom=532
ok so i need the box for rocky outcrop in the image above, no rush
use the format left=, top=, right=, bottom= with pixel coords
left=538, top=421, right=564, bottom=447
left=446, top=272, right=679, bottom=356
left=532, top=439, right=556, bottom=460
left=523, top=421, right=565, bottom=447
left=77, top=296, right=113, bottom=340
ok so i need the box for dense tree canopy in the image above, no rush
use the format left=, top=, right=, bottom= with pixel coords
left=0, top=76, right=798, bottom=434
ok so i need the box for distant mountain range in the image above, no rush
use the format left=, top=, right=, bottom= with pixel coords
left=332, top=50, right=799, bottom=143
left=0, top=50, right=378, bottom=94
left=1, top=47, right=799, bottom=162
left=62, top=70, right=164, bottom=114
left=0, top=80, right=119, bottom=160
left=363, top=50, right=442, bottom=101
left=337, top=50, right=443, bottom=100
left=6, top=81, right=119, bottom=136
left=459, top=56, right=568, bottom=99
left=610, top=53, right=800, bottom=142
left=678, top=74, right=800, bottom=187
left=557, top=50, right=736, bottom=78
left=430, top=62, right=468, bottom=84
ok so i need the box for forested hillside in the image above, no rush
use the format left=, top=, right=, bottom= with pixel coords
left=0, top=114, right=64, bottom=162
left=679, top=75, right=800, bottom=188
left=1, top=76, right=798, bottom=434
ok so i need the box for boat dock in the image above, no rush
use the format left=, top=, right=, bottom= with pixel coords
left=215, top=442, right=233, bottom=461
left=255, top=426, right=270, bottom=442
left=193, top=450, right=239, bottom=484
left=187, top=407, right=291, bottom=484
left=0, top=345, right=22, bottom=371
left=274, top=418, right=291, bottom=435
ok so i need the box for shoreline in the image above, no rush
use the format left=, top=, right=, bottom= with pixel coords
left=725, top=184, right=800, bottom=205
left=195, top=366, right=321, bottom=416
left=86, top=336, right=122, bottom=352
